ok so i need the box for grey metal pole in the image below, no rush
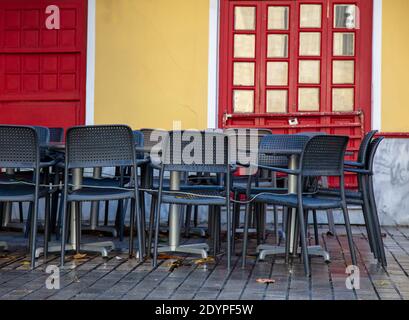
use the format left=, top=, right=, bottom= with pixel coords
left=287, top=155, right=298, bottom=255
left=71, top=168, right=83, bottom=249
left=90, top=167, right=102, bottom=229
left=168, top=171, right=181, bottom=251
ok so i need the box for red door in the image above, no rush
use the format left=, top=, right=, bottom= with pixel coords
left=0, top=0, right=87, bottom=131
left=219, top=0, right=373, bottom=185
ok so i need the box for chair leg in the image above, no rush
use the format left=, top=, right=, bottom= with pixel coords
left=135, top=194, right=144, bottom=261
left=147, top=195, right=157, bottom=258
left=184, top=205, right=192, bottom=238
left=19, top=202, right=24, bottom=223
left=216, top=207, right=221, bottom=254
left=75, top=202, right=81, bottom=254
left=60, top=195, right=68, bottom=267
left=193, top=206, right=199, bottom=228
left=312, top=210, right=320, bottom=246
left=360, top=175, right=378, bottom=258
left=139, top=191, right=146, bottom=251
left=273, top=205, right=279, bottom=244
left=226, top=202, right=232, bottom=270
left=341, top=204, right=357, bottom=266
left=232, top=191, right=240, bottom=254
left=24, top=203, right=33, bottom=238
left=44, top=195, right=50, bottom=262
left=118, top=200, right=125, bottom=242
left=297, top=205, right=310, bottom=277
left=104, top=200, right=109, bottom=226
left=241, top=201, right=251, bottom=268
left=368, top=175, right=387, bottom=266
left=210, top=206, right=217, bottom=255
left=56, top=193, right=64, bottom=241
left=152, top=197, right=162, bottom=268
left=129, top=198, right=136, bottom=258
left=284, top=207, right=290, bottom=263
left=30, top=198, right=39, bottom=270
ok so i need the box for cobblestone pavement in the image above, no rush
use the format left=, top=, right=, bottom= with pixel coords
left=1, top=225, right=408, bottom=300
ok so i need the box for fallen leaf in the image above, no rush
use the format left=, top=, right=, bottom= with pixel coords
left=374, top=280, right=389, bottom=287
left=21, top=261, right=30, bottom=266
left=168, top=259, right=184, bottom=272
left=158, top=254, right=184, bottom=260
left=193, top=257, right=215, bottom=265
left=73, top=253, right=87, bottom=260
left=256, top=278, right=275, bottom=284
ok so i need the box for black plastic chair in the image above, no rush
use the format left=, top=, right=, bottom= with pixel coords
left=241, top=134, right=310, bottom=267
left=316, top=131, right=379, bottom=255
left=0, top=125, right=50, bottom=268
left=60, top=125, right=144, bottom=266
left=152, top=131, right=233, bottom=268
left=244, top=135, right=355, bottom=276
left=316, top=135, right=387, bottom=266
left=229, top=130, right=283, bottom=251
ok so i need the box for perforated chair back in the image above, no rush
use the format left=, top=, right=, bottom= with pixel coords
left=133, top=130, right=144, bottom=147
left=66, top=125, right=136, bottom=169
left=296, top=132, right=327, bottom=137
left=258, top=134, right=309, bottom=168
left=301, top=135, right=349, bottom=177
left=357, top=130, right=378, bottom=164
left=32, top=126, right=50, bottom=146
left=0, top=125, right=39, bottom=169
left=49, top=127, right=64, bottom=143
left=133, top=130, right=144, bottom=159
left=161, top=131, right=229, bottom=174
left=224, top=128, right=273, bottom=137
left=366, top=137, right=384, bottom=172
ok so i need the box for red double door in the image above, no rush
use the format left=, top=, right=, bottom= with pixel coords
left=219, top=0, right=373, bottom=160
left=0, top=0, right=87, bottom=131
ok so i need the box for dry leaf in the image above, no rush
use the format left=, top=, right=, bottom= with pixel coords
left=21, top=261, right=30, bottom=266
left=168, top=259, right=184, bottom=272
left=158, top=254, right=184, bottom=260
left=375, top=280, right=389, bottom=287
left=193, top=257, right=215, bottom=265
left=256, top=278, right=275, bottom=284
left=73, top=253, right=87, bottom=260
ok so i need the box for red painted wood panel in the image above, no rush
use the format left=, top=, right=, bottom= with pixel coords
left=0, top=0, right=87, bottom=131
left=219, top=0, right=373, bottom=187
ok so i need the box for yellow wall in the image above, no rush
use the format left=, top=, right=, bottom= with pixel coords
left=94, top=0, right=210, bottom=130
left=382, top=0, right=409, bottom=132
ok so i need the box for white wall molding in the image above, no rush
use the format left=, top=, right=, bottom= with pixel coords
left=85, top=0, right=96, bottom=125
left=207, top=0, right=220, bottom=129
left=372, top=0, right=382, bottom=131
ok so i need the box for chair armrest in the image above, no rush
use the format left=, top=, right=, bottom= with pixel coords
left=135, top=158, right=150, bottom=167
left=39, top=158, right=59, bottom=168
left=256, top=164, right=300, bottom=175
left=344, top=167, right=372, bottom=175
left=344, top=161, right=365, bottom=168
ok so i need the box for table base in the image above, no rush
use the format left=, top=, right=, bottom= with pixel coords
left=35, top=241, right=115, bottom=258
left=257, top=244, right=330, bottom=263
left=158, top=242, right=209, bottom=258
left=0, top=241, right=8, bottom=250
left=1, top=222, right=26, bottom=232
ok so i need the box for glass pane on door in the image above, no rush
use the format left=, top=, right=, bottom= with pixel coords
left=235, top=6, right=256, bottom=30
